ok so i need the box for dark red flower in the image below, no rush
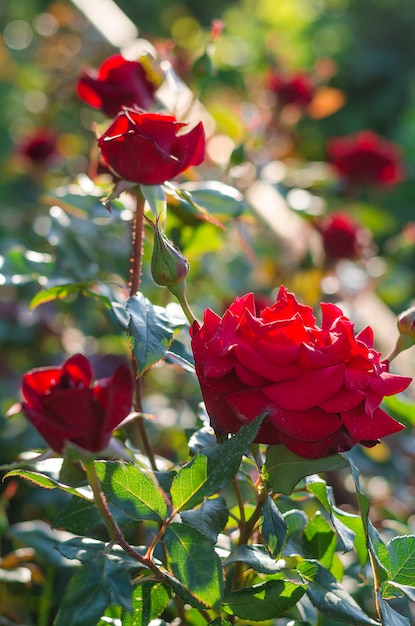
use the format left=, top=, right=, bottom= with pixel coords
left=327, top=130, right=404, bottom=187
left=18, top=128, right=58, bottom=164
left=191, top=286, right=411, bottom=459
left=316, top=212, right=372, bottom=261
left=21, top=354, right=134, bottom=454
left=77, top=54, right=157, bottom=116
left=266, top=70, right=314, bottom=108
left=97, top=107, right=205, bottom=185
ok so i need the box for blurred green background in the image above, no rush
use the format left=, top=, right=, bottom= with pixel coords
left=1, top=1, right=415, bottom=622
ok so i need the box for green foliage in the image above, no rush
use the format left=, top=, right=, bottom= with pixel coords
left=127, top=293, right=174, bottom=376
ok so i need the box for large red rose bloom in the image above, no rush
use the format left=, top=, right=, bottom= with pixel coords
left=191, top=287, right=411, bottom=459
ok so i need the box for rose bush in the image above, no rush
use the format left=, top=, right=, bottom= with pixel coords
left=327, top=130, right=404, bottom=187
left=77, top=54, right=157, bottom=116
left=191, top=286, right=411, bottom=458
left=21, top=353, right=134, bottom=454
left=97, top=107, right=205, bottom=185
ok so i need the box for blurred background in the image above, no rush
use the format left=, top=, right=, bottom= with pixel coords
left=2, top=0, right=415, bottom=622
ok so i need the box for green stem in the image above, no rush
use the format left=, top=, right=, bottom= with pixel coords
left=84, top=459, right=165, bottom=579
left=127, top=187, right=158, bottom=471
left=169, top=281, right=197, bottom=325
left=129, top=188, right=145, bottom=297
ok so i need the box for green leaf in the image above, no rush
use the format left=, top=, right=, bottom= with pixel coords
left=54, top=555, right=132, bottom=626
left=180, top=497, right=229, bottom=544
left=127, top=293, right=174, bottom=376
left=223, top=544, right=284, bottom=574
left=260, top=495, right=287, bottom=557
left=4, top=469, right=92, bottom=501
left=381, top=535, right=415, bottom=598
left=376, top=591, right=411, bottom=626
left=304, top=512, right=336, bottom=568
left=222, top=579, right=306, bottom=621
left=58, top=537, right=146, bottom=571
left=350, top=459, right=389, bottom=581
left=122, top=581, right=172, bottom=626
left=208, top=619, right=232, bottom=626
left=95, top=461, right=168, bottom=523
left=171, top=415, right=264, bottom=511
left=53, top=497, right=103, bottom=535
left=265, top=445, right=349, bottom=496
left=140, top=184, right=166, bottom=219
left=164, top=522, right=223, bottom=609
left=179, top=181, right=245, bottom=218
left=306, top=477, right=367, bottom=566
left=297, top=560, right=378, bottom=625
left=30, top=281, right=112, bottom=310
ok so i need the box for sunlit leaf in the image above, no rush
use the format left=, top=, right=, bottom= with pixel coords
left=265, top=445, right=349, bottom=496
left=127, top=293, right=174, bottom=376
left=95, top=461, right=168, bottom=523
left=164, top=522, right=223, bottom=609
left=171, top=415, right=264, bottom=511
left=122, top=581, right=172, bottom=626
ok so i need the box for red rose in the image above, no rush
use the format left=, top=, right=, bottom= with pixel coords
left=316, top=211, right=372, bottom=261
left=191, top=287, right=411, bottom=459
left=327, top=130, right=404, bottom=187
left=21, top=354, right=134, bottom=454
left=77, top=54, right=157, bottom=116
left=18, top=128, right=58, bottom=164
left=266, top=70, right=314, bottom=108
left=97, top=108, right=205, bottom=185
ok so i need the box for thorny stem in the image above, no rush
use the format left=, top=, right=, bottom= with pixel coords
left=129, top=187, right=145, bottom=298
left=127, top=187, right=158, bottom=471
left=84, top=459, right=165, bottom=580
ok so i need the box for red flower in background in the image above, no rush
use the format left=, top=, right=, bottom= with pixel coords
left=327, top=130, right=404, bottom=187
left=18, top=128, right=58, bottom=164
left=77, top=54, right=157, bottom=116
left=191, top=286, right=411, bottom=459
left=98, top=107, right=205, bottom=185
left=316, top=212, right=372, bottom=261
left=266, top=70, right=315, bottom=108
left=21, top=354, right=134, bottom=454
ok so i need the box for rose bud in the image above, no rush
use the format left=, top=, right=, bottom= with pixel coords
left=77, top=54, right=158, bottom=116
left=397, top=306, right=415, bottom=342
left=151, top=221, right=189, bottom=287
left=21, top=354, right=134, bottom=454
left=97, top=108, right=205, bottom=185
left=191, top=286, right=411, bottom=459
left=327, top=130, right=404, bottom=188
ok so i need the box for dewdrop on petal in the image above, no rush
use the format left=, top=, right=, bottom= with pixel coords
left=151, top=221, right=189, bottom=287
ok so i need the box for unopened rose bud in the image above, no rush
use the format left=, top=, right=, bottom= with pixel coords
left=385, top=305, right=415, bottom=363
left=151, top=223, right=189, bottom=287
left=397, top=305, right=415, bottom=341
